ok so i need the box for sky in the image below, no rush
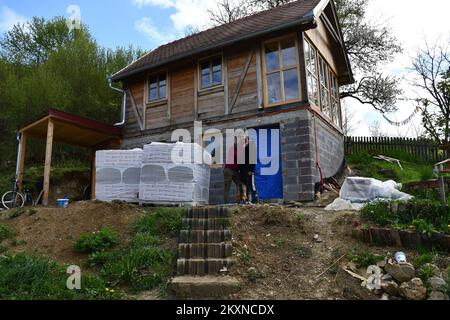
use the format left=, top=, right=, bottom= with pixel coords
left=0, top=0, right=449, bottom=137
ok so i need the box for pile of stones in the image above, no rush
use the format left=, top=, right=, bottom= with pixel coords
left=337, top=256, right=449, bottom=300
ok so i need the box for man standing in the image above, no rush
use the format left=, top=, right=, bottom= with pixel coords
left=223, top=139, right=241, bottom=204
left=239, top=136, right=258, bottom=204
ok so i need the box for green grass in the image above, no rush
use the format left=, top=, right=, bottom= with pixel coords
left=347, top=152, right=434, bottom=184
left=133, top=207, right=184, bottom=237
left=0, top=253, right=123, bottom=300
left=347, top=248, right=385, bottom=268
left=361, top=200, right=450, bottom=234
left=0, top=223, right=15, bottom=242
left=74, top=227, right=119, bottom=254
left=86, top=208, right=183, bottom=293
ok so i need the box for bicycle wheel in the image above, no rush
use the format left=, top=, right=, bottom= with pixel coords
left=1, top=191, right=25, bottom=209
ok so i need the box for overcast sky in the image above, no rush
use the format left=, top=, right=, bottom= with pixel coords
left=0, top=0, right=449, bottom=137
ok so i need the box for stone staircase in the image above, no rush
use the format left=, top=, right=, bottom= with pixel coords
left=171, top=207, right=240, bottom=298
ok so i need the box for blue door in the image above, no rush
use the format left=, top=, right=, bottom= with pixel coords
left=249, top=126, right=283, bottom=199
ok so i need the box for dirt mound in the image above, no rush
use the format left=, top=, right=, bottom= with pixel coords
left=0, top=201, right=145, bottom=264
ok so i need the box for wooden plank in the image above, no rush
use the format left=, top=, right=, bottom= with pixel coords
left=229, top=49, right=255, bottom=113
left=17, top=133, right=27, bottom=193
left=127, top=89, right=145, bottom=130
left=255, top=48, right=263, bottom=109
left=224, top=55, right=229, bottom=114
left=43, top=119, right=54, bottom=206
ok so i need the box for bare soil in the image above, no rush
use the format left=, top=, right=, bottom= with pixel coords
left=0, top=201, right=146, bottom=265
left=227, top=204, right=449, bottom=300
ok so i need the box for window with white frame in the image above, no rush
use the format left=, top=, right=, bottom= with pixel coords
left=304, top=39, right=319, bottom=106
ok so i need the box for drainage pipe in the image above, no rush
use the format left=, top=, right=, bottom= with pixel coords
left=108, top=77, right=127, bottom=126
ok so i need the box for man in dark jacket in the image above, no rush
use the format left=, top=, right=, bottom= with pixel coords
left=239, top=136, right=258, bottom=204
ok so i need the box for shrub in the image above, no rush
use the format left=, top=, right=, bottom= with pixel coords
left=360, top=201, right=395, bottom=226
left=134, top=208, right=183, bottom=237
left=74, top=227, right=119, bottom=254
left=412, top=219, right=435, bottom=237
left=0, top=223, right=15, bottom=241
left=348, top=249, right=385, bottom=268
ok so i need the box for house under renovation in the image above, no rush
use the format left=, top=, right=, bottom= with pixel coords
left=110, top=0, right=353, bottom=204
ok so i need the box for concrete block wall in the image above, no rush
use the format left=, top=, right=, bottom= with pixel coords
left=310, top=115, right=345, bottom=183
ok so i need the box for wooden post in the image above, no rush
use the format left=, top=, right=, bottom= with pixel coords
left=91, top=149, right=96, bottom=200
left=43, top=119, right=54, bottom=206
left=438, top=164, right=447, bottom=206
left=17, top=133, right=27, bottom=192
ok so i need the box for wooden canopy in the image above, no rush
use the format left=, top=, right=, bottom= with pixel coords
left=18, top=109, right=122, bottom=205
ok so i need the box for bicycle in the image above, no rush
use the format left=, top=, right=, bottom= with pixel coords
left=1, top=175, right=34, bottom=210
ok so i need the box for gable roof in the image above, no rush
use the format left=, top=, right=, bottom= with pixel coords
left=112, top=0, right=351, bottom=83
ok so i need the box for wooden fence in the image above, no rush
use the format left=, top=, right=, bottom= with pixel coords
left=344, top=136, right=448, bottom=163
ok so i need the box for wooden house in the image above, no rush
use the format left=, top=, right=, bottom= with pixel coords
left=110, top=0, right=353, bottom=203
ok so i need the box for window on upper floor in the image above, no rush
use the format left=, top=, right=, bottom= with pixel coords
left=199, top=56, right=223, bottom=89
left=263, top=37, right=300, bottom=106
left=148, top=73, right=167, bottom=102
left=304, top=37, right=342, bottom=127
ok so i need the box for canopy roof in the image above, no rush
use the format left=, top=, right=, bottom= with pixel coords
left=20, top=108, right=122, bottom=149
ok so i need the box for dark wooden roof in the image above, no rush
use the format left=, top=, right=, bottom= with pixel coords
left=20, top=109, right=122, bottom=148
left=112, top=0, right=322, bottom=81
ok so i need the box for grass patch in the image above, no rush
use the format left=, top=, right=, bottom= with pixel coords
left=74, top=227, right=119, bottom=254
left=0, top=253, right=123, bottom=300
left=0, top=223, right=15, bottom=242
left=360, top=200, right=450, bottom=234
left=348, top=248, right=385, bottom=268
left=347, top=152, right=433, bottom=184
left=133, top=207, right=184, bottom=237
left=86, top=208, right=183, bottom=293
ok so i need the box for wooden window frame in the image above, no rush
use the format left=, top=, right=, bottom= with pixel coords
left=304, top=38, right=320, bottom=107
left=304, top=36, right=343, bottom=129
left=146, top=71, right=169, bottom=105
left=261, top=34, right=302, bottom=108
left=198, top=54, right=224, bottom=92
left=318, top=55, right=331, bottom=120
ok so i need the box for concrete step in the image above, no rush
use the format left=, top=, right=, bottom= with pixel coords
left=184, top=207, right=230, bottom=219
left=182, top=218, right=230, bottom=230
left=171, top=276, right=240, bottom=298
left=179, top=229, right=232, bottom=243
left=178, top=242, right=233, bottom=259
left=177, top=258, right=235, bottom=276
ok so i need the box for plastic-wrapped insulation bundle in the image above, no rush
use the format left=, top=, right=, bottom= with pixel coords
left=139, top=143, right=211, bottom=205
left=95, top=149, right=143, bottom=202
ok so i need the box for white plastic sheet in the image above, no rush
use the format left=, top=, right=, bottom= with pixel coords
left=325, top=177, right=413, bottom=211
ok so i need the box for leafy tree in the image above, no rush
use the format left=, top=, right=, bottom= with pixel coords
left=412, top=41, right=450, bottom=144
left=0, top=17, right=143, bottom=169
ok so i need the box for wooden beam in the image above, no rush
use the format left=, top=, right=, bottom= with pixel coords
left=43, top=119, right=54, bottom=206
left=229, top=49, right=255, bottom=113
left=127, top=89, right=145, bottom=130
left=298, top=32, right=309, bottom=103
left=91, top=149, right=96, bottom=200
left=194, top=66, right=198, bottom=120
left=255, top=48, right=263, bottom=109
left=223, top=55, right=229, bottom=115
left=17, top=134, right=27, bottom=192
left=19, top=116, right=51, bottom=134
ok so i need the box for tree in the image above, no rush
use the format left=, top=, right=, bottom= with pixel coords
left=207, top=0, right=403, bottom=114
left=0, top=17, right=143, bottom=167
left=0, top=17, right=79, bottom=66
left=412, top=41, right=450, bottom=144
left=335, top=0, right=402, bottom=113
left=208, top=0, right=250, bottom=26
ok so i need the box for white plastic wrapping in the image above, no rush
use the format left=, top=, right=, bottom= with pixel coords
left=95, top=149, right=143, bottom=202
left=139, top=143, right=211, bottom=205
left=339, top=177, right=412, bottom=203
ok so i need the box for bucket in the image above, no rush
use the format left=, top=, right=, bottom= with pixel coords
left=395, top=252, right=407, bottom=264
left=56, top=199, right=69, bottom=208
